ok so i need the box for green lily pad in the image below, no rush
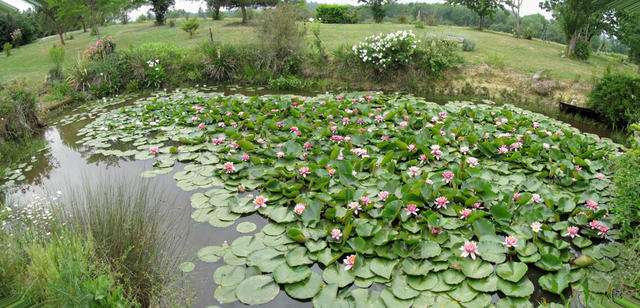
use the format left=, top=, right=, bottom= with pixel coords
left=214, top=285, right=238, bottom=304
left=497, top=277, right=534, bottom=297
left=284, top=271, right=323, bottom=299
left=459, top=258, right=494, bottom=279
left=322, top=263, right=356, bottom=288
left=231, top=235, right=265, bottom=257
left=448, top=281, right=478, bottom=303
left=213, top=265, right=245, bottom=286
left=273, top=263, right=311, bottom=284
left=390, top=273, right=420, bottom=300
left=246, top=248, right=285, bottom=272
left=236, top=221, right=257, bottom=233
left=496, top=262, right=528, bottom=283
left=197, top=245, right=226, bottom=263
left=370, top=258, right=399, bottom=279
left=468, top=274, right=498, bottom=292
left=235, top=275, right=279, bottom=305
left=178, top=261, right=195, bottom=273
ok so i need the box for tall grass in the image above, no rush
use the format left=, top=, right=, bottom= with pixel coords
left=60, top=178, right=187, bottom=307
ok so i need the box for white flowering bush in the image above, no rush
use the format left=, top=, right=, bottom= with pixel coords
left=352, top=30, right=419, bottom=71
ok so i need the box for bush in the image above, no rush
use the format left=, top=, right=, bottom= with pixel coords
left=589, top=73, right=640, bottom=128
left=180, top=17, right=200, bottom=39
left=417, top=38, right=464, bottom=78
left=395, top=15, right=410, bottom=24
left=268, top=75, right=312, bottom=90
left=0, top=81, right=39, bottom=142
left=414, top=21, right=425, bottom=29
left=462, top=37, right=476, bottom=51
left=612, top=147, right=640, bottom=238
left=573, top=38, right=591, bottom=60
left=259, top=5, right=306, bottom=75
left=169, top=20, right=175, bottom=27
left=3, top=42, right=10, bottom=57
left=88, top=53, right=125, bottom=98
left=353, top=30, right=418, bottom=72
left=0, top=11, right=42, bottom=49
left=315, top=4, right=358, bottom=24
left=48, top=44, right=65, bottom=79
left=85, top=36, right=117, bottom=61
left=67, top=56, right=91, bottom=92
left=200, top=41, right=258, bottom=81
left=522, top=27, right=537, bottom=40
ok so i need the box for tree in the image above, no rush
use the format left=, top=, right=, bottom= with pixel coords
left=358, top=0, right=396, bottom=23
left=82, top=0, right=127, bottom=35
left=446, top=0, right=504, bottom=30
left=540, top=0, right=605, bottom=58
left=206, top=0, right=223, bottom=20
left=613, top=11, right=640, bottom=72
left=221, top=0, right=278, bottom=24
left=503, top=0, right=522, bottom=37
left=35, top=0, right=82, bottom=45
left=149, top=0, right=174, bottom=25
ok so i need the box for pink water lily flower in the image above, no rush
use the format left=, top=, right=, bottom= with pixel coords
left=596, top=173, right=605, bottom=180
left=407, top=144, right=417, bottom=151
left=564, top=226, right=580, bottom=238
left=253, top=195, right=268, bottom=208
left=460, top=146, right=470, bottom=154
left=399, top=121, right=408, bottom=127
left=408, top=166, right=421, bottom=178
left=531, top=222, right=542, bottom=233
left=531, top=194, right=543, bottom=203
left=589, top=220, right=601, bottom=229
left=498, top=145, right=509, bottom=154
left=503, top=236, right=518, bottom=248
left=149, top=146, right=158, bottom=154
left=472, top=202, right=484, bottom=209
left=466, top=157, right=479, bottom=167
left=460, top=241, right=479, bottom=260
left=299, top=167, right=310, bottom=177
left=197, top=122, right=206, bottom=130
left=192, top=116, right=199, bottom=122
left=433, top=149, right=443, bottom=160
left=328, top=169, right=336, bottom=176
left=429, top=226, right=442, bottom=234
left=290, top=126, right=299, bottom=133
left=512, top=192, right=521, bottom=201
left=419, top=154, right=428, bottom=164
left=435, top=196, right=449, bottom=209
left=442, top=171, right=454, bottom=183
left=459, top=208, right=473, bottom=219
left=598, top=225, right=609, bottom=235
left=303, top=142, right=312, bottom=150
left=378, top=191, right=389, bottom=201
left=343, top=254, right=356, bottom=270
left=331, top=228, right=342, bottom=240
left=294, top=203, right=306, bottom=215
left=223, top=162, right=235, bottom=174
left=277, top=151, right=285, bottom=158
left=360, top=196, right=371, bottom=205
left=348, top=201, right=362, bottom=214
left=406, top=204, right=420, bottom=216
left=585, top=200, right=598, bottom=209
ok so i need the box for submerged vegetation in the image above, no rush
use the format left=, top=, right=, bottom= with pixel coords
left=54, top=89, right=631, bottom=306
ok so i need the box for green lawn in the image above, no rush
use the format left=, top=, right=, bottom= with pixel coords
left=1, top=18, right=636, bottom=84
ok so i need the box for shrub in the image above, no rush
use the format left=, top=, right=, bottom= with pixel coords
left=315, top=4, right=358, bottom=24
left=200, top=41, right=242, bottom=81
left=85, top=36, right=117, bottom=61
left=48, top=44, right=65, bottom=79
left=573, top=38, right=591, bottom=60
left=307, top=19, right=327, bottom=64
left=268, top=75, right=312, bottom=90
left=169, top=20, right=176, bottom=27
left=119, top=42, right=187, bottom=88
left=145, top=58, right=165, bottom=88
left=67, top=56, right=91, bottom=92
left=9, top=29, right=22, bottom=46
left=395, top=15, right=410, bottom=24
left=589, top=73, right=640, bottom=128
left=522, top=27, right=537, bottom=40
left=0, top=81, right=39, bottom=142
left=424, top=16, right=438, bottom=26
left=414, top=21, right=425, bottom=29
left=416, top=38, right=464, bottom=78
left=353, top=30, right=418, bottom=72
left=0, top=11, right=42, bottom=49
left=612, top=147, right=640, bottom=238
left=88, top=53, right=125, bottom=98
left=180, top=17, right=200, bottom=39
left=462, top=37, right=476, bottom=51
left=3, top=42, right=11, bottom=57
left=259, top=5, right=306, bottom=75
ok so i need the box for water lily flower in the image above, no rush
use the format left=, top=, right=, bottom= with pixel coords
left=192, top=116, right=199, bottom=122
left=241, top=154, right=250, bottom=161
left=542, top=143, right=550, bottom=149
left=472, top=202, right=483, bottom=209
left=360, top=196, right=371, bottom=205
left=596, top=173, right=605, bottom=180
left=408, top=166, right=421, bottom=178
left=196, top=122, right=206, bottom=130
left=513, top=193, right=521, bottom=201
left=290, top=126, right=299, bottom=133
left=351, top=170, right=357, bottom=176
left=253, top=195, right=268, bottom=208
left=331, top=135, right=344, bottom=143
left=303, top=142, right=312, bottom=150
left=460, top=241, right=479, bottom=260
left=429, top=226, right=442, bottom=234
left=589, top=221, right=601, bottom=229
left=533, top=122, right=539, bottom=129
left=331, top=229, right=342, bottom=240
left=598, top=225, right=609, bottom=235
left=378, top=191, right=389, bottom=201
left=294, top=203, right=306, bottom=215
left=531, top=194, right=543, bottom=203
left=381, top=135, right=389, bottom=141
left=328, top=169, right=336, bottom=176
left=585, top=200, right=598, bottom=209
left=510, top=142, right=522, bottom=151
left=149, top=146, right=158, bottom=154
left=299, top=167, right=310, bottom=177
left=498, top=145, right=509, bottom=154
left=425, top=179, right=433, bottom=185
left=460, top=146, right=470, bottom=154
left=257, top=138, right=264, bottom=144
left=277, top=151, right=285, bottom=158
left=466, top=157, right=479, bottom=167
left=348, top=201, right=362, bottom=214
left=343, top=254, right=356, bottom=270
left=564, top=226, right=580, bottom=238
left=419, top=154, right=428, bottom=164
left=223, top=162, right=235, bottom=173
left=407, top=144, right=417, bottom=151
left=459, top=208, right=473, bottom=219
left=435, top=196, right=449, bottom=209
left=399, top=121, right=408, bottom=127
left=406, top=204, right=420, bottom=216
left=433, top=149, right=443, bottom=160
left=442, top=171, right=454, bottom=183
left=531, top=222, right=542, bottom=233
left=503, top=236, right=518, bottom=248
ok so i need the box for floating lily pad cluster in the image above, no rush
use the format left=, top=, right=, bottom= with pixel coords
left=74, top=90, right=625, bottom=307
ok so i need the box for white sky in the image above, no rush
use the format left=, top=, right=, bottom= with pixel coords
left=5, top=0, right=552, bottom=19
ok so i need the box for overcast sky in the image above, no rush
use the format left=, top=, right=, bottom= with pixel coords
left=5, top=0, right=552, bottom=19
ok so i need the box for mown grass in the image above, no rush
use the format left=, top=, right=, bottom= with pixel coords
left=1, top=18, right=636, bottom=84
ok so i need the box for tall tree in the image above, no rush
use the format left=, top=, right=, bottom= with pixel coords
left=503, top=0, right=522, bottom=37
left=35, top=0, right=82, bottom=45
left=83, top=0, right=127, bottom=35
left=206, top=0, right=224, bottom=20
left=149, top=0, right=174, bottom=25
left=613, top=11, right=640, bottom=72
left=358, top=0, right=396, bottom=23
left=446, top=0, right=504, bottom=30
left=221, top=0, right=278, bottom=24
left=540, top=0, right=604, bottom=58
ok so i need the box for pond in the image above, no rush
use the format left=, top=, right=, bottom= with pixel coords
left=2, top=87, right=627, bottom=307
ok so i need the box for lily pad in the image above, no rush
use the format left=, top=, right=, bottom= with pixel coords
left=213, top=265, right=245, bottom=286
left=496, top=262, right=528, bottom=283
left=236, top=221, right=257, bottom=233
left=235, top=275, right=279, bottom=305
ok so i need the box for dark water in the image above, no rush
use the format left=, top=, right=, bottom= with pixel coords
left=4, top=88, right=612, bottom=307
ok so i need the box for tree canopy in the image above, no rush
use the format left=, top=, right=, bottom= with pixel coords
left=446, top=0, right=504, bottom=30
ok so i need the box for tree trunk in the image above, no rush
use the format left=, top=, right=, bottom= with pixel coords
left=93, top=22, right=100, bottom=36
left=567, top=29, right=579, bottom=56
left=82, top=20, right=87, bottom=32
left=58, top=32, right=65, bottom=45
left=478, top=15, right=483, bottom=30
left=515, top=16, right=521, bottom=38
left=214, top=7, right=220, bottom=20
left=595, top=37, right=605, bottom=54
left=241, top=6, right=247, bottom=24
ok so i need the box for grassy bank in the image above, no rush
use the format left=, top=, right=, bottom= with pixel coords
left=1, top=18, right=636, bottom=84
